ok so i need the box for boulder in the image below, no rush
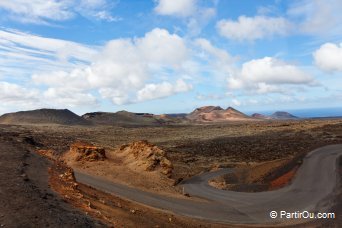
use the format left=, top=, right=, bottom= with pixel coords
left=69, top=142, right=106, bottom=162
left=118, top=140, right=173, bottom=177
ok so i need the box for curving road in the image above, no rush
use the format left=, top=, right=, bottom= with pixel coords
left=74, top=144, right=342, bottom=225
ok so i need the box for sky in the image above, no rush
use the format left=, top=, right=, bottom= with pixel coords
left=0, top=0, right=341, bottom=115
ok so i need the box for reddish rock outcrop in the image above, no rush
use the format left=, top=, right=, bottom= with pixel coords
left=118, top=140, right=173, bottom=177
left=69, top=142, right=106, bottom=162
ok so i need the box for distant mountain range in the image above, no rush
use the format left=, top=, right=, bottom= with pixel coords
left=0, top=107, right=303, bottom=126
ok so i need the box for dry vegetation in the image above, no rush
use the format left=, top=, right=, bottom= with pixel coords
left=1, top=118, right=341, bottom=226
left=16, top=119, right=342, bottom=182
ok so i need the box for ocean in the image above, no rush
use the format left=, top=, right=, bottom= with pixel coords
left=247, top=107, right=342, bottom=118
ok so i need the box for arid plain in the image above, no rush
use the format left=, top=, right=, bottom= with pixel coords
left=0, top=107, right=341, bottom=227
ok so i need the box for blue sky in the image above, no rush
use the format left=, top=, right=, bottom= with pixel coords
left=0, top=0, right=341, bottom=115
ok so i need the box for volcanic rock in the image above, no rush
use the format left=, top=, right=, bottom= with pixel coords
left=68, top=142, right=106, bottom=162
left=118, top=140, right=173, bottom=177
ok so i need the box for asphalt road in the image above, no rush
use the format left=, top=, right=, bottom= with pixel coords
left=74, top=144, right=342, bottom=225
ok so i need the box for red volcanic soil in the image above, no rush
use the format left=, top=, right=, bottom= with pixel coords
left=269, top=167, right=299, bottom=190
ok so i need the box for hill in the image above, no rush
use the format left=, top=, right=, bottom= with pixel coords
left=82, top=111, right=162, bottom=126
left=251, top=113, right=272, bottom=119
left=271, top=111, right=298, bottom=119
left=0, top=109, right=89, bottom=125
left=251, top=111, right=298, bottom=120
left=187, top=106, right=251, bottom=122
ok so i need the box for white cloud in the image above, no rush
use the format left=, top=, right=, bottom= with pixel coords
left=137, top=80, right=192, bottom=102
left=187, top=6, right=216, bottom=36
left=0, top=29, right=98, bottom=85
left=43, top=87, right=98, bottom=107
left=0, top=0, right=72, bottom=23
left=0, top=81, right=96, bottom=112
left=195, top=38, right=233, bottom=64
left=255, top=83, right=285, bottom=94
left=227, top=57, right=314, bottom=94
left=99, top=88, right=130, bottom=105
left=231, top=99, right=241, bottom=106
left=0, top=81, right=47, bottom=113
left=287, top=0, right=342, bottom=37
left=217, top=15, right=291, bottom=41
left=76, top=0, right=119, bottom=22
left=137, top=28, right=188, bottom=67
left=0, top=0, right=117, bottom=24
left=0, top=28, right=192, bottom=109
left=0, top=25, right=324, bottom=112
left=195, top=38, right=236, bottom=82
left=216, top=0, right=342, bottom=41
left=154, top=0, right=216, bottom=36
left=0, top=29, right=97, bottom=63
left=0, top=81, right=39, bottom=102
left=154, top=0, right=196, bottom=17
left=240, top=57, right=313, bottom=84
left=32, top=70, right=91, bottom=90
left=226, top=77, right=244, bottom=90
left=33, top=28, right=192, bottom=105
left=93, top=11, right=122, bottom=22
left=313, top=43, right=342, bottom=72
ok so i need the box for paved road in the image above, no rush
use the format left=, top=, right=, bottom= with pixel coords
left=74, top=144, right=342, bottom=225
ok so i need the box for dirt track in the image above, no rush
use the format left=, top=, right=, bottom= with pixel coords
left=75, top=144, right=342, bottom=226
left=0, top=119, right=341, bottom=227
